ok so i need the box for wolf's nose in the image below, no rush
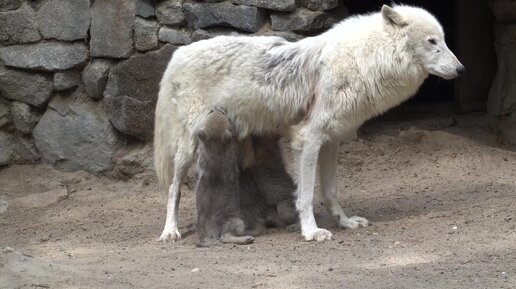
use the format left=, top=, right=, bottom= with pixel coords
left=456, top=66, right=465, bottom=76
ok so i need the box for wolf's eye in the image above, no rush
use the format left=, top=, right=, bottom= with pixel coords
left=428, top=39, right=437, bottom=45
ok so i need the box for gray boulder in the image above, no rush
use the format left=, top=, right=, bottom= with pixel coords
left=104, top=45, right=176, bottom=140
left=192, top=29, right=215, bottom=42
left=271, top=8, right=337, bottom=31
left=136, top=0, right=155, bottom=18
left=0, top=67, right=53, bottom=107
left=11, top=135, right=40, bottom=163
left=0, top=42, right=89, bottom=72
left=0, top=4, right=41, bottom=45
left=184, top=2, right=266, bottom=33
left=134, top=17, right=159, bottom=51
left=36, top=0, right=90, bottom=41
left=0, top=102, right=10, bottom=128
left=33, top=91, right=122, bottom=173
left=159, top=27, right=192, bottom=45
left=232, top=0, right=297, bottom=12
left=300, top=0, right=338, bottom=11
left=0, top=0, right=21, bottom=12
left=54, top=70, right=80, bottom=91
left=156, top=0, right=185, bottom=26
left=82, top=59, right=113, bottom=100
left=10, top=101, right=42, bottom=134
left=0, top=131, right=14, bottom=165
left=90, top=0, right=135, bottom=58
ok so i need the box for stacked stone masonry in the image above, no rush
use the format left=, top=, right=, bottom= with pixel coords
left=0, top=0, right=343, bottom=174
left=0, top=0, right=514, bottom=174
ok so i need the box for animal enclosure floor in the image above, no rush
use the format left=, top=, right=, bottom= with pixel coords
left=1, top=116, right=515, bottom=289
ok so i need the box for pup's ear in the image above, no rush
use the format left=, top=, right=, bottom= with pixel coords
left=222, top=129, right=233, bottom=143
left=381, top=5, right=407, bottom=27
left=198, top=129, right=208, bottom=141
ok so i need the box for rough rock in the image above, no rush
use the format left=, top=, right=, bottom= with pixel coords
left=489, top=0, right=516, bottom=23
left=134, top=17, right=159, bottom=51
left=104, top=45, right=176, bottom=140
left=33, top=91, right=121, bottom=173
left=136, top=0, right=155, bottom=18
left=192, top=29, right=214, bottom=42
left=488, top=25, right=516, bottom=116
left=0, top=0, right=21, bottom=12
left=0, top=4, right=41, bottom=45
left=82, top=60, right=113, bottom=100
left=54, top=70, right=80, bottom=91
left=10, top=102, right=42, bottom=134
left=113, top=145, right=153, bottom=179
left=0, top=42, right=89, bottom=72
left=0, top=131, right=14, bottom=165
left=0, top=102, right=10, bottom=128
left=184, top=2, right=266, bottom=33
left=12, top=187, right=68, bottom=208
left=0, top=198, right=7, bottom=214
left=232, top=0, right=296, bottom=12
left=36, top=0, right=91, bottom=41
left=300, top=0, right=338, bottom=11
left=90, top=0, right=135, bottom=58
left=271, top=8, right=337, bottom=31
left=11, top=135, right=40, bottom=163
left=0, top=67, right=53, bottom=107
left=156, top=0, right=185, bottom=26
left=159, top=27, right=191, bottom=45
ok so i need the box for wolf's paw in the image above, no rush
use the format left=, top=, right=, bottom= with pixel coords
left=159, top=227, right=181, bottom=242
left=339, top=216, right=369, bottom=229
left=303, top=228, right=333, bottom=242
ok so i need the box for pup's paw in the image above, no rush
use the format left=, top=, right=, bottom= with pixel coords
left=303, top=228, right=333, bottom=242
left=242, top=236, right=255, bottom=244
left=159, top=228, right=181, bottom=242
left=286, top=223, right=300, bottom=232
left=339, top=216, right=369, bottom=229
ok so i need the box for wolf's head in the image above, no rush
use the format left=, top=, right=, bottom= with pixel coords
left=382, top=5, right=465, bottom=80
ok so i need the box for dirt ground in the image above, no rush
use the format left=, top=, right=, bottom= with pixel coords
left=0, top=115, right=515, bottom=289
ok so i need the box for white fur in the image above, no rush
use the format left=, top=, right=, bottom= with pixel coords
left=154, top=5, right=464, bottom=242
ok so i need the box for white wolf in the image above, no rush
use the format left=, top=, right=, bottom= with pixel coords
left=155, top=4, right=464, bottom=242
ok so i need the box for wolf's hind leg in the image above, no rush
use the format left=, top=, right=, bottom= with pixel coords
left=318, top=141, right=369, bottom=229
left=160, top=137, right=196, bottom=242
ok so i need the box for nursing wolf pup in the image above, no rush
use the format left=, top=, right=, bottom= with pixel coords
left=196, top=108, right=281, bottom=247
left=156, top=4, right=464, bottom=242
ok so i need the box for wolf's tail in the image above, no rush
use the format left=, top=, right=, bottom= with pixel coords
left=154, top=81, right=183, bottom=189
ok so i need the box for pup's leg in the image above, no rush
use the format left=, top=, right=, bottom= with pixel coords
left=220, top=234, right=255, bottom=245
left=159, top=137, right=195, bottom=242
left=297, top=138, right=333, bottom=241
left=318, top=141, right=369, bottom=229
left=221, top=217, right=255, bottom=244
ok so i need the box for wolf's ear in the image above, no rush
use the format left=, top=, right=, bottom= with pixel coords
left=381, top=5, right=407, bottom=27
left=198, top=129, right=208, bottom=141
left=222, top=129, right=233, bottom=143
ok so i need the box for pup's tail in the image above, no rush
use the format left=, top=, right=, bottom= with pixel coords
left=153, top=81, right=183, bottom=189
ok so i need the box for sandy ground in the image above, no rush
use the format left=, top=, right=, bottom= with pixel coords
left=0, top=115, right=515, bottom=289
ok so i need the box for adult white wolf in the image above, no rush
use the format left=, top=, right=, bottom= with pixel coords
left=155, top=4, right=464, bottom=242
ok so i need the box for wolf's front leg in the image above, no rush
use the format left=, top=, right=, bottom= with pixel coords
left=296, top=138, right=333, bottom=241
left=318, top=141, right=369, bottom=229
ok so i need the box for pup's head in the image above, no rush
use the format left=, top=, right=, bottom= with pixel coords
left=196, top=107, right=235, bottom=146
left=382, top=5, right=465, bottom=80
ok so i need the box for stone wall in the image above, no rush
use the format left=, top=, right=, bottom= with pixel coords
left=488, top=0, right=516, bottom=144
left=0, top=0, right=346, bottom=174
